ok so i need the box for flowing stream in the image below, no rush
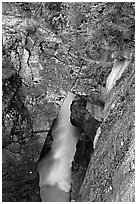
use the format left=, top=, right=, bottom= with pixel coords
left=106, top=59, right=130, bottom=93
left=38, top=91, right=79, bottom=202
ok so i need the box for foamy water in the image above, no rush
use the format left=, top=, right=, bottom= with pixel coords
left=106, top=59, right=130, bottom=93
left=38, top=91, right=79, bottom=202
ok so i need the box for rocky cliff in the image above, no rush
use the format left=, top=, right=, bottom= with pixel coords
left=70, top=58, right=135, bottom=202
left=2, top=2, right=134, bottom=202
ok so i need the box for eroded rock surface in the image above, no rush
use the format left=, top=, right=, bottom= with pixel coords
left=2, top=4, right=81, bottom=201
left=70, top=96, right=101, bottom=200
left=2, top=2, right=135, bottom=202
left=75, top=58, right=135, bottom=202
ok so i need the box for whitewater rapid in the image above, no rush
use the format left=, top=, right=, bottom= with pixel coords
left=38, top=91, right=79, bottom=202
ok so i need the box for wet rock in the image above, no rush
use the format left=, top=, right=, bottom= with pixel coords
left=70, top=95, right=101, bottom=200
left=78, top=59, right=135, bottom=202
left=86, top=101, right=104, bottom=122
left=70, top=96, right=101, bottom=142
left=2, top=2, right=134, bottom=202
left=70, top=95, right=87, bottom=129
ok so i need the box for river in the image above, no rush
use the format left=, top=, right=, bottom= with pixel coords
left=38, top=91, right=79, bottom=202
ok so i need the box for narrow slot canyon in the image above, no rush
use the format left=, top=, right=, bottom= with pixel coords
left=38, top=58, right=133, bottom=202
left=2, top=2, right=134, bottom=202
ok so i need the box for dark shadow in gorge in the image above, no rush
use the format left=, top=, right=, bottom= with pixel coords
left=70, top=95, right=103, bottom=201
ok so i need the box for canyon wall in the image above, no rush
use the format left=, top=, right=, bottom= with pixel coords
left=70, top=59, right=135, bottom=202
left=2, top=2, right=134, bottom=202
